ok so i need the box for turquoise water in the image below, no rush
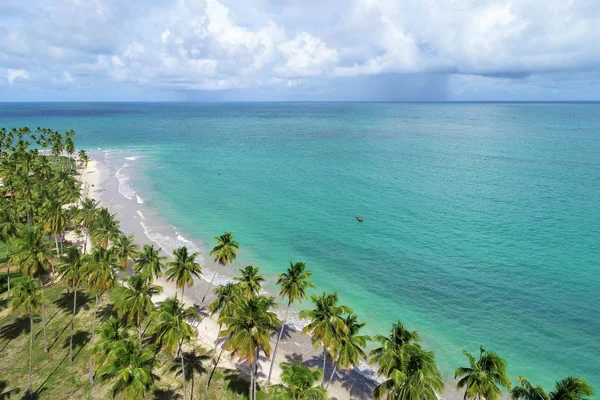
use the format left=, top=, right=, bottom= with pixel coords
left=2, top=102, right=599, bottom=390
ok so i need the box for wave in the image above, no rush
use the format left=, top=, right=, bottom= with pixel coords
left=125, top=156, right=138, bottom=161
left=136, top=194, right=144, bottom=204
left=116, top=163, right=136, bottom=200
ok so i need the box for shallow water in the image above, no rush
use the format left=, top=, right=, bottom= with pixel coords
left=2, top=102, right=599, bottom=390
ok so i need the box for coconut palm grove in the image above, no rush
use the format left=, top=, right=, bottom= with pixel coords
left=0, top=127, right=594, bottom=399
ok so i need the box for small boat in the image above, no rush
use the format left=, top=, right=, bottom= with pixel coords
left=356, top=216, right=363, bottom=222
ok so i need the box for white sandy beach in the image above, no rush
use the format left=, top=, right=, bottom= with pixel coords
left=77, top=155, right=379, bottom=400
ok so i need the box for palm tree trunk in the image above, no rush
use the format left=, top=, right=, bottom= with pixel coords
left=41, top=288, right=48, bottom=353
left=181, top=286, right=185, bottom=302
left=54, top=235, right=60, bottom=271
left=204, top=346, right=224, bottom=397
left=180, top=344, right=186, bottom=398
left=201, top=271, right=217, bottom=302
left=83, top=229, right=89, bottom=254
left=69, top=286, right=77, bottom=363
left=214, top=323, right=222, bottom=351
left=89, top=292, right=99, bottom=384
left=321, top=347, right=327, bottom=387
left=253, top=348, right=260, bottom=400
left=326, top=356, right=339, bottom=389
left=6, top=247, right=10, bottom=294
left=250, top=358, right=255, bottom=400
left=29, top=305, right=34, bottom=396
left=267, top=304, right=289, bottom=385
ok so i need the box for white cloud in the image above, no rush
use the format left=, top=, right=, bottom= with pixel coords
left=7, top=69, right=28, bottom=84
left=1, top=0, right=600, bottom=98
left=276, top=33, right=339, bottom=77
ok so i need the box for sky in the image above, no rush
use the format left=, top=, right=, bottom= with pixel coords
left=1, top=0, right=599, bottom=101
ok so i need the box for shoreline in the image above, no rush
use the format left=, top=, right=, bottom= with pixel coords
left=80, top=152, right=381, bottom=399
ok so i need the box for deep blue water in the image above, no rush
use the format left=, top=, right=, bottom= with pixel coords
left=1, top=102, right=599, bottom=391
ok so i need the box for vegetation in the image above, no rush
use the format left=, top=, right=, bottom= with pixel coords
left=0, top=126, right=594, bottom=400
left=455, top=346, right=512, bottom=400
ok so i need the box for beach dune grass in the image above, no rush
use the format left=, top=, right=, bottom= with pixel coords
left=0, top=282, right=262, bottom=399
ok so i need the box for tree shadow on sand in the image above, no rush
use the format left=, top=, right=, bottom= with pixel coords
left=0, top=316, right=30, bottom=341
left=99, top=303, right=116, bottom=322
left=338, top=368, right=377, bottom=400
left=274, top=323, right=294, bottom=342
left=169, top=350, right=210, bottom=379
left=20, top=387, right=46, bottom=400
left=0, top=379, right=20, bottom=400
left=61, top=330, right=91, bottom=353
left=152, top=388, right=182, bottom=400
left=169, top=350, right=210, bottom=399
left=223, top=370, right=251, bottom=398
left=53, top=291, right=90, bottom=315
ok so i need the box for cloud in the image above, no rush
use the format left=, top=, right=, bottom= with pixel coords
left=0, top=0, right=599, bottom=99
left=7, top=69, right=28, bottom=84
left=276, top=33, right=339, bottom=77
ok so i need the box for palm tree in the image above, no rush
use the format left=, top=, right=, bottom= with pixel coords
left=165, top=246, right=202, bottom=300
left=115, top=273, right=163, bottom=339
left=273, top=362, right=327, bottom=400
left=90, top=207, right=120, bottom=249
left=58, top=247, right=85, bottom=363
left=220, top=295, right=282, bottom=400
left=234, top=265, right=265, bottom=298
left=370, top=321, right=421, bottom=377
left=11, top=277, right=42, bottom=397
left=150, top=297, right=200, bottom=397
left=133, top=244, right=166, bottom=279
left=511, top=376, right=594, bottom=400
left=268, top=261, right=315, bottom=384
left=299, top=292, right=350, bottom=386
left=9, top=226, right=52, bottom=278
left=97, top=335, right=156, bottom=400
left=92, top=316, right=127, bottom=368
left=77, top=198, right=98, bottom=254
left=64, top=134, right=75, bottom=171
left=0, top=201, right=19, bottom=294
left=208, top=282, right=242, bottom=350
left=455, top=346, right=512, bottom=400
left=112, top=233, right=139, bottom=270
left=83, top=246, right=118, bottom=383
left=373, top=345, right=444, bottom=400
left=42, top=200, right=68, bottom=261
left=202, top=232, right=239, bottom=302
left=78, top=149, right=89, bottom=169
left=326, top=313, right=369, bottom=388
left=9, top=226, right=51, bottom=352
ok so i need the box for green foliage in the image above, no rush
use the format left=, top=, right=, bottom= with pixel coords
left=272, top=362, right=327, bottom=400
left=165, top=246, right=202, bottom=298
left=210, top=232, right=239, bottom=267
left=90, top=208, right=120, bottom=249
left=220, top=295, right=282, bottom=363
left=11, top=276, right=42, bottom=315
left=112, top=233, right=139, bottom=270
left=511, top=376, right=594, bottom=400
left=114, top=273, right=162, bottom=336
left=455, top=346, right=512, bottom=400
left=97, top=335, right=156, bottom=399
left=134, top=244, right=166, bottom=279
left=235, top=265, right=265, bottom=298
left=9, top=226, right=52, bottom=277
left=277, top=261, right=315, bottom=306
left=300, top=292, right=350, bottom=352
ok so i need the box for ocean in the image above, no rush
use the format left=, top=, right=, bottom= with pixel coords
left=1, top=102, right=598, bottom=391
